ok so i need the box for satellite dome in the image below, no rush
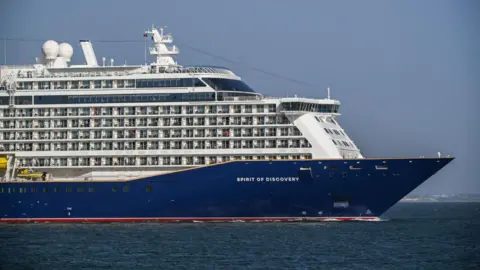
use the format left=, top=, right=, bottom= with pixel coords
left=58, top=43, right=73, bottom=62
left=42, top=40, right=59, bottom=60
left=53, top=56, right=68, bottom=68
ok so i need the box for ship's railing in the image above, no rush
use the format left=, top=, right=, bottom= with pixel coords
left=222, top=96, right=263, bottom=102
left=9, top=65, right=235, bottom=81
left=17, top=71, right=132, bottom=79
left=221, top=96, right=331, bottom=102
left=154, top=65, right=235, bottom=75
left=0, top=65, right=36, bottom=70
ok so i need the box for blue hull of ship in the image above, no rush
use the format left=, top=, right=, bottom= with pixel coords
left=0, top=157, right=453, bottom=222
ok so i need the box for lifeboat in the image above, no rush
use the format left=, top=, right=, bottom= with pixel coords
left=0, top=157, right=7, bottom=170
left=16, top=169, right=44, bottom=180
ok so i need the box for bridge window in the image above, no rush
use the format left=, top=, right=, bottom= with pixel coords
left=282, top=102, right=339, bottom=113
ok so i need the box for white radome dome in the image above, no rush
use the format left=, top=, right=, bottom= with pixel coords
left=53, top=56, right=68, bottom=68
left=58, top=43, right=73, bottom=62
left=42, top=40, right=59, bottom=60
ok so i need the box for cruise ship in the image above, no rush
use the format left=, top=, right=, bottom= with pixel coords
left=0, top=26, right=453, bottom=222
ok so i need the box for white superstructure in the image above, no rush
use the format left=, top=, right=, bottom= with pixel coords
left=0, top=25, right=362, bottom=181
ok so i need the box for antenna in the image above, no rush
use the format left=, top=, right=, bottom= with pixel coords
left=327, top=87, right=331, bottom=100
left=3, top=39, right=6, bottom=65
left=144, top=29, right=147, bottom=65
left=160, top=25, right=167, bottom=36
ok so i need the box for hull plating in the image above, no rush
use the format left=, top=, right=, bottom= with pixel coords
left=0, top=158, right=453, bottom=223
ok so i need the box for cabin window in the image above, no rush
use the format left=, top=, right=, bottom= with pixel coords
left=0, top=188, right=3, bottom=193
left=123, top=186, right=130, bottom=192
left=43, top=187, right=49, bottom=193
left=88, top=187, right=95, bottom=192
left=112, top=186, right=118, bottom=192
left=349, top=165, right=361, bottom=170
left=30, top=188, right=38, bottom=193
left=324, top=165, right=336, bottom=170
left=66, top=187, right=73, bottom=192
left=54, top=187, right=59, bottom=192
left=146, top=186, right=153, bottom=192
left=77, top=187, right=84, bottom=192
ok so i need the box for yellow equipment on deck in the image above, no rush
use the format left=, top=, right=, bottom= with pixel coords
left=16, top=169, right=44, bottom=180
left=0, top=157, right=7, bottom=170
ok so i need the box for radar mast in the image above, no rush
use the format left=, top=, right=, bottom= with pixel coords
left=144, top=25, right=179, bottom=67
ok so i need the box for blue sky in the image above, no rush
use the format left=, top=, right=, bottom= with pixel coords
left=0, top=0, right=478, bottom=194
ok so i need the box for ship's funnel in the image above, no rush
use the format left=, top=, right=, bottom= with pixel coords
left=79, top=40, right=98, bottom=66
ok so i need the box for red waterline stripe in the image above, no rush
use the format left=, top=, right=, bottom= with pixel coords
left=0, top=217, right=380, bottom=223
